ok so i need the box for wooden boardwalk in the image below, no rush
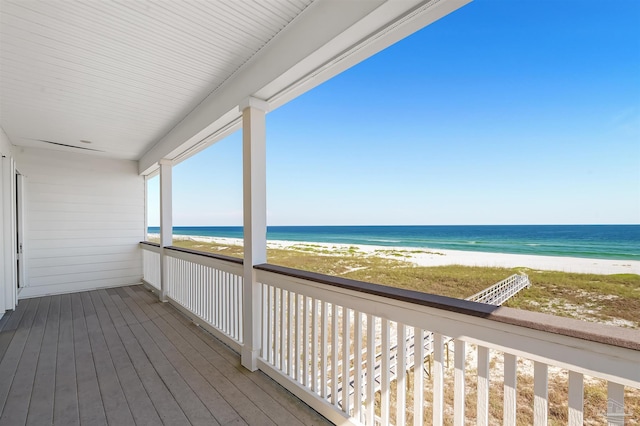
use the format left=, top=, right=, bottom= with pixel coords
left=0, top=285, right=332, bottom=426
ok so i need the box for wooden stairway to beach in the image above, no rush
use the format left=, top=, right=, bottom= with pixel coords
left=330, top=273, right=532, bottom=408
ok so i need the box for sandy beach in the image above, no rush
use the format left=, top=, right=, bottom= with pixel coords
left=169, top=235, right=640, bottom=275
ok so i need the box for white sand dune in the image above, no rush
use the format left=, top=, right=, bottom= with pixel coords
left=170, top=235, right=639, bottom=275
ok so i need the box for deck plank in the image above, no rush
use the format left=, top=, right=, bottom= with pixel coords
left=109, top=288, right=220, bottom=426
left=0, top=310, right=12, bottom=333
left=122, top=287, right=247, bottom=426
left=0, top=301, right=31, bottom=363
left=130, top=289, right=276, bottom=425
left=89, top=291, right=162, bottom=426
left=0, top=297, right=50, bottom=426
left=0, top=299, right=29, bottom=333
left=80, top=292, right=135, bottom=426
left=0, top=299, right=38, bottom=414
left=141, top=288, right=321, bottom=426
left=27, top=296, right=61, bottom=426
left=0, top=329, right=15, bottom=371
left=54, top=294, right=79, bottom=426
left=97, top=289, right=191, bottom=425
left=162, top=311, right=306, bottom=426
left=153, top=290, right=332, bottom=426
left=71, top=293, right=108, bottom=426
left=0, top=286, right=333, bottom=426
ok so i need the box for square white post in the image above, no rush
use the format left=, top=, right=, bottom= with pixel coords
left=159, top=159, right=173, bottom=302
left=240, top=97, right=269, bottom=371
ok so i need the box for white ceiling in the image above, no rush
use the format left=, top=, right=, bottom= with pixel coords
left=0, top=0, right=313, bottom=159
left=0, top=0, right=470, bottom=172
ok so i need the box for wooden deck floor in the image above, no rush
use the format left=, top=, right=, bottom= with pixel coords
left=0, top=285, right=332, bottom=426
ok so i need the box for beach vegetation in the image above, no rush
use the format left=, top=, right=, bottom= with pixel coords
left=157, top=237, right=640, bottom=328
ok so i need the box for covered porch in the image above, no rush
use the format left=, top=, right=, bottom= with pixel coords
left=0, top=0, right=638, bottom=425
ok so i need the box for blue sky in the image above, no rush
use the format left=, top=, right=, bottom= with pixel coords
left=148, top=0, right=640, bottom=227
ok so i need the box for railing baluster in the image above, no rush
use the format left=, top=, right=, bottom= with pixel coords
left=477, top=345, right=489, bottom=426
left=568, top=371, right=583, bottom=425
left=354, top=310, right=363, bottom=423
left=227, top=272, right=231, bottom=335
left=432, top=332, right=443, bottom=426
left=397, top=323, right=406, bottom=426
left=342, top=307, right=351, bottom=414
left=238, top=275, right=243, bottom=343
left=231, top=273, right=236, bottom=336
left=235, top=274, right=239, bottom=338
left=312, top=298, right=318, bottom=393
left=454, top=339, right=466, bottom=426
left=415, top=328, right=426, bottom=426
left=381, top=318, right=390, bottom=425
left=215, top=269, right=220, bottom=328
left=233, top=273, right=238, bottom=338
left=331, top=303, right=339, bottom=406
left=261, top=283, right=267, bottom=359
left=366, top=314, right=375, bottom=426
left=321, top=301, right=328, bottom=399
left=199, top=265, right=204, bottom=317
left=278, top=288, right=284, bottom=371
left=294, top=293, right=299, bottom=381
left=206, top=267, right=210, bottom=321
left=303, top=295, right=309, bottom=387
left=504, top=353, right=517, bottom=426
left=607, top=381, right=625, bottom=426
left=533, top=361, right=548, bottom=426
left=222, top=270, right=227, bottom=332
left=284, top=290, right=290, bottom=375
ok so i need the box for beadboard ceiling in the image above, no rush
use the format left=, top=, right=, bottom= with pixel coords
left=0, top=0, right=469, bottom=170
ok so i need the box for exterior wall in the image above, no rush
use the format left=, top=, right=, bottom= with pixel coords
left=15, top=147, right=145, bottom=298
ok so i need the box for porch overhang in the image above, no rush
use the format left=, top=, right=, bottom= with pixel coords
left=0, top=0, right=471, bottom=173
left=137, top=0, right=471, bottom=174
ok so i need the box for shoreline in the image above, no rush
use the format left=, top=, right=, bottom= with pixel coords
left=159, top=234, right=640, bottom=275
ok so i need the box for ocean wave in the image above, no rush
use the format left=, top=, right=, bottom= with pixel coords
left=365, top=239, right=403, bottom=243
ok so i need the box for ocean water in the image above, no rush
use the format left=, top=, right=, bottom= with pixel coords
left=147, top=225, right=640, bottom=261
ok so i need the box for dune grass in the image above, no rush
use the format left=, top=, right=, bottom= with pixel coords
left=161, top=237, right=640, bottom=328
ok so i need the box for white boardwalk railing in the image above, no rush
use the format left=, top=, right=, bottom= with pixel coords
left=468, top=273, right=531, bottom=305
left=140, top=243, right=640, bottom=426
left=332, top=273, right=532, bottom=408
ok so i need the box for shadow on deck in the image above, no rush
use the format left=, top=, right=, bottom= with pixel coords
left=0, top=285, right=332, bottom=426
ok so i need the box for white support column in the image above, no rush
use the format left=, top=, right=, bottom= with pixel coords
left=240, top=96, right=269, bottom=371
left=159, top=159, right=173, bottom=302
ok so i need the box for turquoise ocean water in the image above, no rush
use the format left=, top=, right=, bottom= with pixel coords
left=147, top=225, right=640, bottom=261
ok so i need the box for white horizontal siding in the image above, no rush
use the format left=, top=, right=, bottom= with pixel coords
left=28, top=245, right=137, bottom=259
left=29, top=253, right=140, bottom=268
left=16, top=147, right=144, bottom=297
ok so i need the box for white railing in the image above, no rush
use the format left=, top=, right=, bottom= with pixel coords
left=468, top=273, right=531, bottom=305
left=140, top=243, right=244, bottom=351
left=256, top=265, right=639, bottom=426
left=139, top=244, right=639, bottom=426
left=165, top=247, right=244, bottom=348
left=141, top=242, right=161, bottom=290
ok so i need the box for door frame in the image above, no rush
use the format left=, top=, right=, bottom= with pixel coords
left=1, top=155, right=18, bottom=311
